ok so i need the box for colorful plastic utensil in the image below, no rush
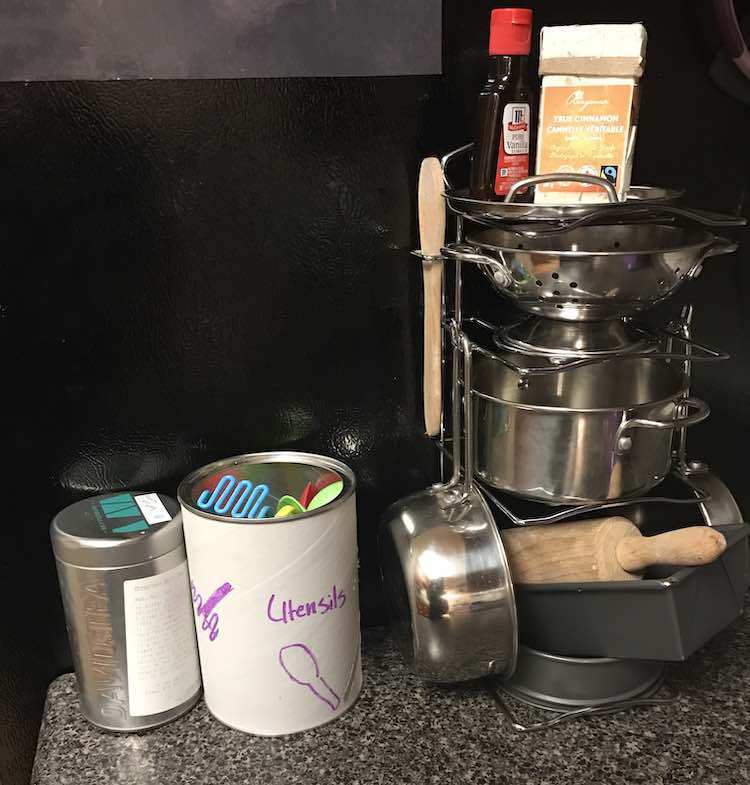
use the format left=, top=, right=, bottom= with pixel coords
left=276, top=495, right=305, bottom=515
left=275, top=504, right=299, bottom=518
left=314, top=472, right=341, bottom=493
left=306, top=481, right=344, bottom=511
left=299, top=482, right=317, bottom=509
left=196, top=474, right=271, bottom=519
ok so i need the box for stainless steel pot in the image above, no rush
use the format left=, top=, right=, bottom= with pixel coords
left=472, top=351, right=710, bottom=504
left=379, top=326, right=517, bottom=683
left=442, top=225, right=737, bottom=322
left=379, top=484, right=517, bottom=682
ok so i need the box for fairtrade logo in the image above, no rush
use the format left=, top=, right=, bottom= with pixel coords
left=601, top=165, right=619, bottom=184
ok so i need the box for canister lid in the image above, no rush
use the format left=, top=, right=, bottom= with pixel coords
left=50, top=492, right=183, bottom=568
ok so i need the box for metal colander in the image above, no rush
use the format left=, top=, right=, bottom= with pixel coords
left=442, top=224, right=737, bottom=321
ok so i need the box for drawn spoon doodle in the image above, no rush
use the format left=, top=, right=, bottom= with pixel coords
left=278, top=643, right=341, bottom=711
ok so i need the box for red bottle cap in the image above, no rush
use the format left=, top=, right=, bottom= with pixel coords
left=489, top=8, right=533, bottom=55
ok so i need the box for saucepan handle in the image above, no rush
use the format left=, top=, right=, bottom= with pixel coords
left=505, top=173, right=619, bottom=204
left=686, top=237, right=739, bottom=280
left=616, top=396, right=710, bottom=453
left=700, top=236, right=739, bottom=262
left=440, top=244, right=513, bottom=289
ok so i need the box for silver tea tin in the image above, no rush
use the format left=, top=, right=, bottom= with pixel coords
left=51, top=491, right=202, bottom=731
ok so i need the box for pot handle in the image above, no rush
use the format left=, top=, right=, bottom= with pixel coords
left=505, top=173, right=619, bottom=204
left=440, top=244, right=513, bottom=289
left=686, top=237, right=738, bottom=280
left=440, top=143, right=474, bottom=190
left=616, top=396, right=710, bottom=453
left=701, top=236, right=739, bottom=261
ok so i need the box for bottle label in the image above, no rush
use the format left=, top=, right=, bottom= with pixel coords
left=494, top=102, right=530, bottom=196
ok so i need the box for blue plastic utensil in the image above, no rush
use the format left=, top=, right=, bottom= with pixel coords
left=196, top=474, right=271, bottom=519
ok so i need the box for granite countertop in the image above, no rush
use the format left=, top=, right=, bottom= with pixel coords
left=32, top=619, right=750, bottom=785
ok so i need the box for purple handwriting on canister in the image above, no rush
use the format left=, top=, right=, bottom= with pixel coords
left=266, top=585, right=346, bottom=624
left=191, top=580, right=233, bottom=641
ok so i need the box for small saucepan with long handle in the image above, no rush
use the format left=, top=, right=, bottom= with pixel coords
left=379, top=323, right=518, bottom=683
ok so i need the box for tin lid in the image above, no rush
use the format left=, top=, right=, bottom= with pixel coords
left=50, top=492, right=183, bottom=568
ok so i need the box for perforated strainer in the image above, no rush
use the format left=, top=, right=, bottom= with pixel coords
left=442, top=224, right=737, bottom=321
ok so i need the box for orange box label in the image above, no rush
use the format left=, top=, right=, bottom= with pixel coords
left=536, top=82, right=635, bottom=194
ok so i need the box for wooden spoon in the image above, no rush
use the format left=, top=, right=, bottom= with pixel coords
left=418, top=157, right=446, bottom=437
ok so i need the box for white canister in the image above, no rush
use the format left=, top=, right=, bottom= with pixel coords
left=178, top=452, right=361, bottom=736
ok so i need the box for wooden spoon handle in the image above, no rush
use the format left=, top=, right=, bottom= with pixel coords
left=422, top=260, right=442, bottom=436
left=418, top=158, right=446, bottom=437
left=616, top=527, right=727, bottom=574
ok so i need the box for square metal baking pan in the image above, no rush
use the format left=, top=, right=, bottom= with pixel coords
left=514, top=523, right=750, bottom=661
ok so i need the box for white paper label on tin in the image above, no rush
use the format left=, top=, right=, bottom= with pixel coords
left=123, top=561, right=201, bottom=717
left=134, top=493, right=172, bottom=525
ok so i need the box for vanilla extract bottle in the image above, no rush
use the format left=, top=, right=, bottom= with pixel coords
left=469, top=7, right=535, bottom=202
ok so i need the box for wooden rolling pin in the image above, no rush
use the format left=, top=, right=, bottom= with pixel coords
left=418, top=157, right=446, bottom=437
left=500, top=517, right=727, bottom=584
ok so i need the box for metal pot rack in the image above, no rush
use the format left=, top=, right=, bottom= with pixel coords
left=463, top=315, right=727, bottom=379
left=406, top=149, right=742, bottom=730
left=417, top=198, right=730, bottom=526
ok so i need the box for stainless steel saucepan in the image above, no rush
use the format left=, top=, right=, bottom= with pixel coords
left=379, top=324, right=517, bottom=683
left=472, top=348, right=710, bottom=504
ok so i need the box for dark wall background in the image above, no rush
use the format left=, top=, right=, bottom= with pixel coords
left=4, top=2, right=750, bottom=784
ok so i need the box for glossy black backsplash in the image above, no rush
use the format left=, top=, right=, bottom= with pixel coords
left=4, top=2, right=750, bottom=783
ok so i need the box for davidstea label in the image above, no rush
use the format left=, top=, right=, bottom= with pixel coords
left=91, top=493, right=173, bottom=535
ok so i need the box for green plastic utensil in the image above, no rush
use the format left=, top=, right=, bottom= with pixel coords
left=306, top=481, right=344, bottom=511
left=275, top=495, right=305, bottom=516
